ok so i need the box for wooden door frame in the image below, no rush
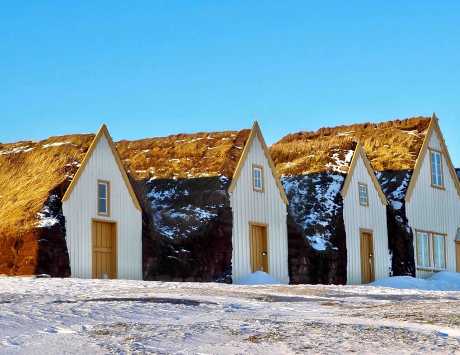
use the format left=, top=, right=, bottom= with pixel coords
left=359, top=228, right=375, bottom=283
left=249, top=221, right=269, bottom=273
left=91, top=218, right=118, bottom=279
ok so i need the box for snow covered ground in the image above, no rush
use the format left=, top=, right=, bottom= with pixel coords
left=1, top=276, right=460, bottom=354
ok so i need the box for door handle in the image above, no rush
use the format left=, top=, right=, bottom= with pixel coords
left=262, top=252, right=267, bottom=256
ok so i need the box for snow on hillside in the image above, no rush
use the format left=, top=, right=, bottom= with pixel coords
left=145, top=176, right=229, bottom=239
left=1, top=277, right=459, bottom=354
left=282, top=173, right=344, bottom=251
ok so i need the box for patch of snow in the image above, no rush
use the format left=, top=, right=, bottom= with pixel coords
left=237, top=271, right=281, bottom=285
left=371, top=272, right=460, bottom=291
left=404, top=130, right=421, bottom=137
left=0, top=146, right=33, bottom=155
left=42, top=142, right=71, bottom=148
left=336, top=131, right=355, bottom=137
left=36, top=195, right=60, bottom=228
left=307, top=235, right=328, bottom=251
left=65, top=161, right=80, bottom=168
left=325, top=149, right=354, bottom=173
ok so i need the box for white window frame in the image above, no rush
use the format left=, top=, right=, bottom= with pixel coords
left=252, top=164, right=264, bottom=192
left=358, top=182, right=369, bottom=207
left=97, top=180, right=110, bottom=216
left=429, top=149, right=444, bottom=189
left=415, top=230, right=446, bottom=271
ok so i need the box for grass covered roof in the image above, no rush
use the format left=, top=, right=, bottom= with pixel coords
left=0, top=134, right=94, bottom=236
left=270, top=116, right=432, bottom=176
left=116, top=129, right=251, bottom=181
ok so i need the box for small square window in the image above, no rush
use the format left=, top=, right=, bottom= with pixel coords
left=97, top=180, right=110, bottom=216
left=430, top=150, right=444, bottom=188
left=358, top=183, right=369, bottom=207
left=252, top=165, right=264, bottom=192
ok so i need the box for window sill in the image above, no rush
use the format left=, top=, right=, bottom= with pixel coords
left=431, top=184, right=445, bottom=191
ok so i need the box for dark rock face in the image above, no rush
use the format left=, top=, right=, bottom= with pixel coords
left=377, top=170, right=415, bottom=277
left=386, top=205, right=415, bottom=277
left=140, top=176, right=233, bottom=282
left=36, top=191, right=71, bottom=277
left=283, top=173, right=347, bottom=285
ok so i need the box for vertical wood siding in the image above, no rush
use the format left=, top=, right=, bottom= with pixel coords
left=230, top=137, right=289, bottom=284
left=62, top=135, right=142, bottom=280
left=343, top=155, right=389, bottom=284
left=406, top=130, right=460, bottom=278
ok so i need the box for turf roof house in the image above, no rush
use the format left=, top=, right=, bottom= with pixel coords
left=271, top=134, right=390, bottom=285
left=376, top=115, right=460, bottom=278
left=116, top=122, right=290, bottom=283
left=0, top=125, right=143, bottom=279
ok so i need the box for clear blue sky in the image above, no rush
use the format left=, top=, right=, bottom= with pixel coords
left=1, top=1, right=460, bottom=165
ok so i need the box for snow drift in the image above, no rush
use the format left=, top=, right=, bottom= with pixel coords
left=371, top=272, right=460, bottom=291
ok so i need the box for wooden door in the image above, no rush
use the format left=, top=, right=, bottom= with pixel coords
left=456, top=242, right=460, bottom=272
left=360, top=231, right=375, bottom=284
left=250, top=224, right=268, bottom=272
left=92, top=221, right=117, bottom=279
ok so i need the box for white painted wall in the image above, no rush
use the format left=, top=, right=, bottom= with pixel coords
left=406, top=130, right=460, bottom=278
left=230, top=136, right=289, bottom=284
left=343, top=154, right=390, bottom=285
left=62, top=135, right=142, bottom=280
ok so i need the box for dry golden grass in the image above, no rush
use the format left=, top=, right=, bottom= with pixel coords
left=270, top=117, right=431, bottom=175
left=0, top=134, right=94, bottom=236
left=116, top=129, right=251, bottom=180
left=0, top=128, right=251, bottom=237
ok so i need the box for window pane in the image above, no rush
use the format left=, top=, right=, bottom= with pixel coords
left=253, top=167, right=263, bottom=190
left=416, top=232, right=430, bottom=267
left=98, top=182, right=108, bottom=214
left=431, top=151, right=443, bottom=187
left=436, top=153, right=443, bottom=186
left=98, top=182, right=107, bottom=199
left=431, top=152, right=437, bottom=185
left=433, top=234, right=446, bottom=269
left=359, top=184, right=368, bottom=206
left=98, top=198, right=107, bottom=214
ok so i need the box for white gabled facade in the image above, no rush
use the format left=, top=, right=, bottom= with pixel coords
left=229, top=122, right=289, bottom=284
left=342, top=145, right=390, bottom=284
left=62, top=125, right=143, bottom=280
left=405, top=119, right=460, bottom=278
